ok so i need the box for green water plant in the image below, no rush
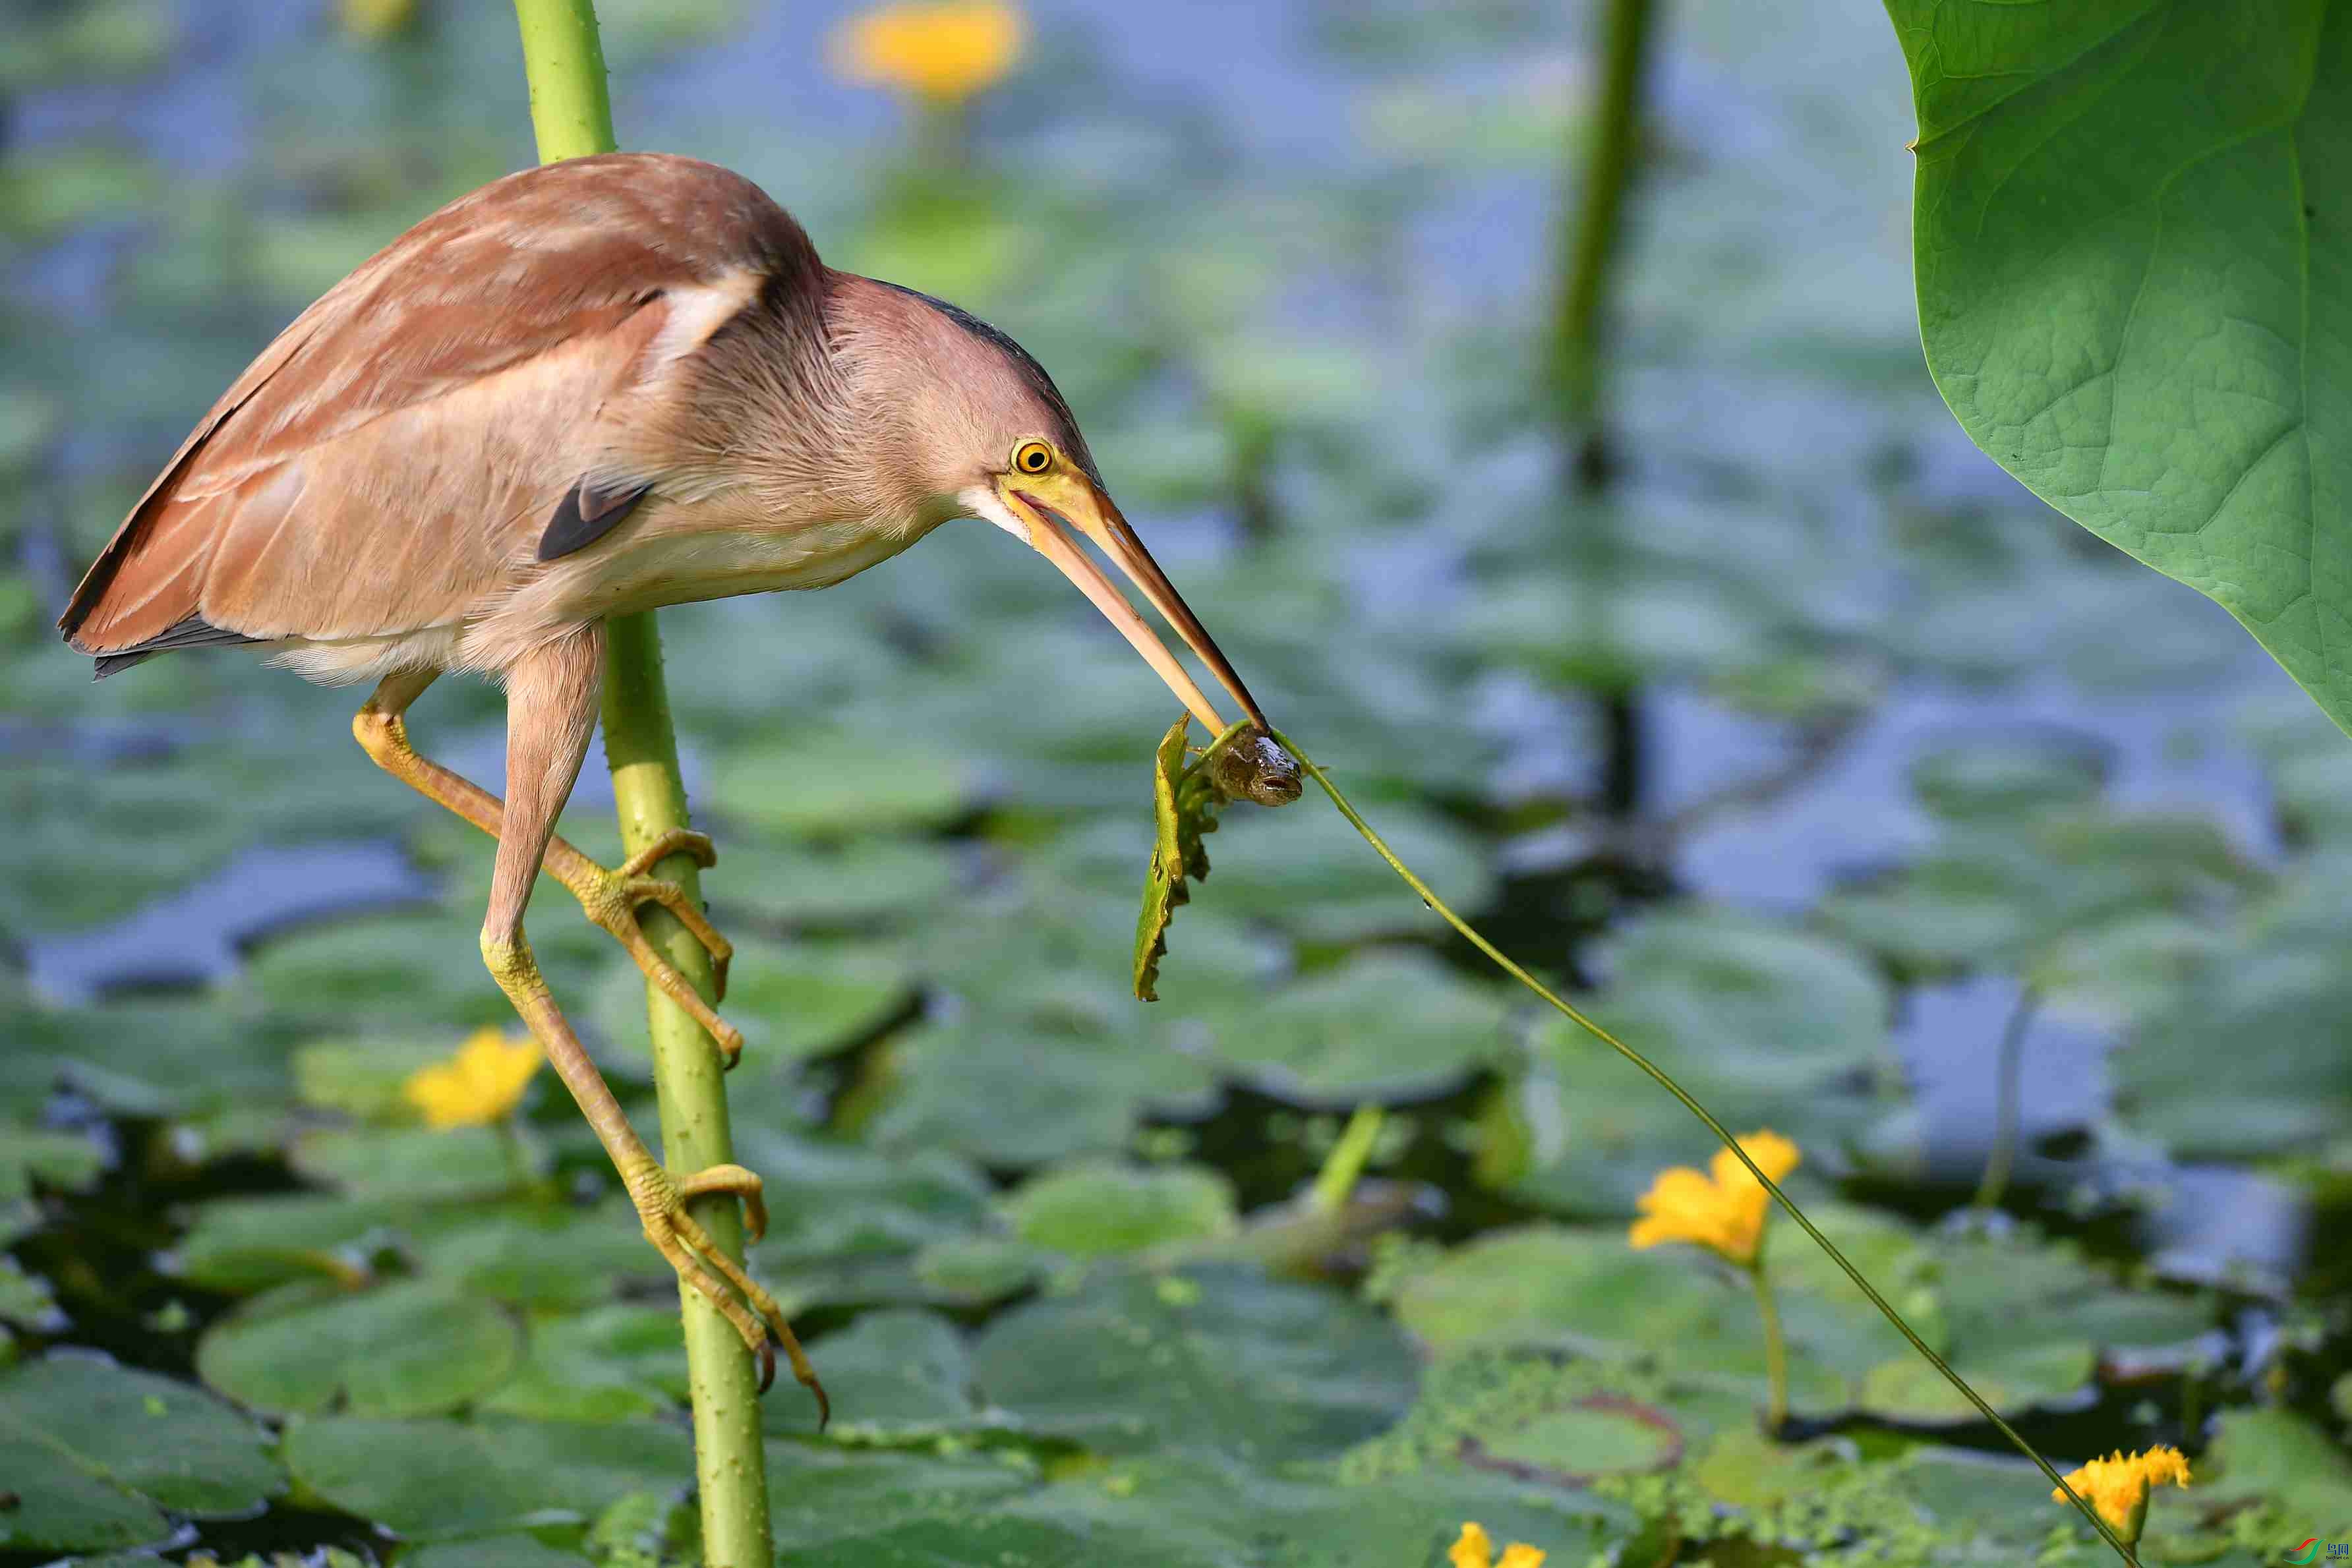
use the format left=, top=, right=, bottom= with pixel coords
left=1137, top=718, right=2140, bottom=1561
left=509, top=3, right=771, bottom=1563
left=1627, top=1130, right=1800, bottom=1430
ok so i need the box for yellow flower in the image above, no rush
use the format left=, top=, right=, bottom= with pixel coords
left=829, top=1, right=1024, bottom=103
left=402, top=1028, right=541, bottom=1128
left=1449, top=1521, right=1544, bottom=1568
left=341, top=0, right=417, bottom=40
left=1628, top=1130, right=1801, bottom=1267
left=2050, top=1446, right=2190, bottom=1546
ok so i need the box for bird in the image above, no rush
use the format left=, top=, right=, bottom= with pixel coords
left=59, top=150, right=1284, bottom=1410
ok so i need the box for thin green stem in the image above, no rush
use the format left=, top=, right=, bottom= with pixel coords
left=1309, top=1105, right=1386, bottom=1215
left=508, top=7, right=772, bottom=1565
left=1552, top=0, right=1657, bottom=444
left=1266, top=730, right=2133, bottom=1566
left=1972, top=981, right=2037, bottom=1213
left=1749, top=1257, right=1788, bottom=1432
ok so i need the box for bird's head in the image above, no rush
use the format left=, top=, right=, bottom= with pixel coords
left=841, top=277, right=1272, bottom=742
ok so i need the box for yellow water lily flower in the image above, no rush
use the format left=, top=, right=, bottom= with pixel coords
left=1628, top=1130, right=1801, bottom=1267
left=829, top=1, right=1024, bottom=103
left=1449, top=1521, right=1544, bottom=1568
left=2050, top=1446, right=2190, bottom=1546
left=402, top=1028, right=542, bottom=1128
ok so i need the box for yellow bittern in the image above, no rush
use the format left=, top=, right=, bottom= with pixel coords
left=60, top=152, right=1280, bottom=1404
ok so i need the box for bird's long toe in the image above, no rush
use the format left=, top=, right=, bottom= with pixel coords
left=561, top=848, right=742, bottom=1059
left=621, top=1156, right=827, bottom=1420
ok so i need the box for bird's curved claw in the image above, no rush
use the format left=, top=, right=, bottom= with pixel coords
left=564, top=831, right=741, bottom=1062
left=622, top=1157, right=827, bottom=1422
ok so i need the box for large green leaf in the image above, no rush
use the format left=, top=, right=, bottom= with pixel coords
left=281, top=1414, right=694, bottom=1537
left=1890, top=0, right=2352, bottom=728
left=0, top=1354, right=282, bottom=1553
left=195, top=1277, right=520, bottom=1417
left=971, top=1263, right=1418, bottom=1461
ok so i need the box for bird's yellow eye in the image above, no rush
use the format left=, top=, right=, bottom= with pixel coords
left=1013, top=440, right=1054, bottom=475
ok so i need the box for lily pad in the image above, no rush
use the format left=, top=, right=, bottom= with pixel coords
left=1511, top=910, right=1898, bottom=1211
left=1191, top=948, right=1510, bottom=1104
left=478, top=1304, right=684, bottom=1425
left=0, top=1352, right=281, bottom=1553
left=1391, top=1213, right=2212, bottom=1423
left=594, top=935, right=912, bottom=1064
left=170, top=1192, right=407, bottom=1294
left=282, top=1414, right=693, bottom=1536
left=708, top=728, right=971, bottom=840
left=0, top=1256, right=59, bottom=1328
left=1001, top=1159, right=1239, bottom=1258
left=972, top=1263, right=1417, bottom=1461
left=790, top=1308, right=980, bottom=1437
left=196, top=1277, right=520, bottom=1418
left=291, top=1124, right=541, bottom=1202
left=2202, top=1407, right=2352, bottom=1529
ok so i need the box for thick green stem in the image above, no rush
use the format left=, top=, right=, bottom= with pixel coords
left=1552, top=0, right=1657, bottom=451
left=508, top=7, right=772, bottom=1565
left=1749, top=1257, right=1788, bottom=1432
left=1972, top=982, right=2037, bottom=1213
left=1266, top=730, right=2135, bottom=1566
left=1308, top=1105, right=1386, bottom=1214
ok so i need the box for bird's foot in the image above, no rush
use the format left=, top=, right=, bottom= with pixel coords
left=562, top=829, right=742, bottom=1065
left=619, top=1153, right=827, bottom=1422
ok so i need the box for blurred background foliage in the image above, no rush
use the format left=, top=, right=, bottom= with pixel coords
left=4, top=0, right=2352, bottom=1561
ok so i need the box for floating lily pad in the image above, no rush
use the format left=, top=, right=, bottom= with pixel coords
left=1179, top=796, right=1493, bottom=944
left=292, top=1035, right=454, bottom=1120
left=1511, top=910, right=1898, bottom=1211
left=790, top=1308, right=980, bottom=1437
left=871, top=1019, right=1218, bottom=1168
left=0, top=1123, right=106, bottom=1203
left=1001, top=1160, right=1239, bottom=1258
left=707, top=834, right=963, bottom=927
left=0, top=1353, right=281, bottom=1553
left=479, top=1304, right=684, bottom=1425
left=1191, top=948, right=1510, bottom=1104
left=0, top=1256, right=59, bottom=1329
left=170, top=1192, right=407, bottom=1294
left=282, top=1414, right=693, bottom=1536
left=1392, top=1212, right=2211, bottom=1423
left=409, top=1200, right=668, bottom=1309
left=771, top=1451, right=1634, bottom=1568
left=196, top=1277, right=519, bottom=1418
left=972, top=1264, right=1417, bottom=1462
left=593, top=935, right=912, bottom=1064
left=291, top=1124, right=541, bottom=1202
left=709, top=728, right=971, bottom=840
left=400, top=1538, right=594, bottom=1568
left=2202, top=1407, right=2352, bottom=1530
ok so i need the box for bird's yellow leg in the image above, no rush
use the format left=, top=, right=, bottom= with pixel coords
left=351, top=670, right=743, bottom=1062
left=471, top=628, right=824, bottom=1418
left=480, top=929, right=823, bottom=1414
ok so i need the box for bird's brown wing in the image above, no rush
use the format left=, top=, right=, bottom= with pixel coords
left=62, top=152, right=820, bottom=660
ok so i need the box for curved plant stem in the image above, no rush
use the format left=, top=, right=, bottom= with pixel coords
left=1266, top=730, right=2134, bottom=1565
left=509, top=7, right=773, bottom=1565
left=1973, top=981, right=2038, bottom=1213
left=1749, top=1258, right=1788, bottom=1432
left=1309, top=1105, right=1386, bottom=1214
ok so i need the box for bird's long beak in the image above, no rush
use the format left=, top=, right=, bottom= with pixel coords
left=997, top=472, right=1269, bottom=736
